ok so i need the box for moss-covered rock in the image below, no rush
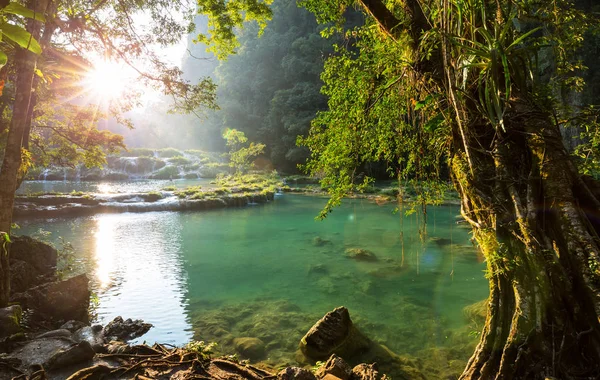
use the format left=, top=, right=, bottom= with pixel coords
left=344, top=248, right=378, bottom=262
left=0, top=305, right=22, bottom=338
left=233, top=337, right=266, bottom=360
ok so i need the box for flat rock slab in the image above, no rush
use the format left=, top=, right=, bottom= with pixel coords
left=8, top=337, right=73, bottom=369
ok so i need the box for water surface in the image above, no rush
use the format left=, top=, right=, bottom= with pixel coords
left=17, top=187, right=487, bottom=373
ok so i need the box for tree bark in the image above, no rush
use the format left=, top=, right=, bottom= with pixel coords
left=451, top=99, right=600, bottom=379
left=0, top=0, right=50, bottom=307
left=355, top=0, right=600, bottom=378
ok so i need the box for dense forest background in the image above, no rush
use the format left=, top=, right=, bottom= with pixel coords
left=104, top=0, right=600, bottom=176
left=109, top=0, right=362, bottom=173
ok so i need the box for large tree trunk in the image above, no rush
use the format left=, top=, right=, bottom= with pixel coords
left=355, top=0, right=600, bottom=377
left=0, top=0, right=49, bottom=308
left=453, top=100, right=600, bottom=379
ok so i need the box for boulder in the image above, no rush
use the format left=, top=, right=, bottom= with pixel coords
left=36, top=329, right=73, bottom=340
left=10, top=236, right=57, bottom=275
left=73, top=325, right=106, bottom=353
left=316, top=354, right=352, bottom=380
left=233, top=337, right=266, bottom=360
left=13, top=274, right=90, bottom=323
left=0, top=305, right=22, bottom=338
left=9, top=236, right=58, bottom=294
left=299, top=307, right=370, bottom=361
left=60, top=320, right=87, bottom=333
left=9, top=260, right=39, bottom=294
left=6, top=337, right=74, bottom=369
left=44, top=340, right=96, bottom=370
left=103, top=316, right=152, bottom=341
left=344, top=248, right=377, bottom=262
left=277, top=367, right=318, bottom=380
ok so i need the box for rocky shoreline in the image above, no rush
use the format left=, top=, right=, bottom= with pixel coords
left=13, top=190, right=276, bottom=219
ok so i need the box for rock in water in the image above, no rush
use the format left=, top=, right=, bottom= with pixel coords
left=277, top=367, right=318, bottom=380
left=351, top=363, right=388, bottom=380
left=344, top=248, right=377, bottom=262
left=103, top=316, right=152, bottom=341
left=13, top=274, right=90, bottom=323
left=316, top=354, right=353, bottom=380
left=0, top=305, right=22, bottom=338
left=233, top=337, right=266, bottom=360
left=299, top=307, right=370, bottom=361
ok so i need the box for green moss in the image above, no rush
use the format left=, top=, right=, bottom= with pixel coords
left=150, top=166, right=180, bottom=179
left=156, top=148, right=183, bottom=158
left=168, top=155, right=192, bottom=165
left=120, top=148, right=156, bottom=157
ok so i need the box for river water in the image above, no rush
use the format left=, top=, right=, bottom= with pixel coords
left=16, top=180, right=488, bottom=373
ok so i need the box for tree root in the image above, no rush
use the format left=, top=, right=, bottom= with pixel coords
left=62, top=344, right=276, bottom=380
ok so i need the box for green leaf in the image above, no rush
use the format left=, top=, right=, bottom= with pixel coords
left=424, top=113, right=444, bottom=132
left=414, top=95, right=433, bottom=111
left=0, top=51, right=7, bottom=67
left=3, top=3, right=46, bottom=22
left=0, top=22, right=42, bottom=54
left=506, top=27, right=541, bottom=53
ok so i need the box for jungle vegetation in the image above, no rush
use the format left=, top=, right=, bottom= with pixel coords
left=1, top=0, right=600, bottom=379
left=196, top=0, right=600, bottom=378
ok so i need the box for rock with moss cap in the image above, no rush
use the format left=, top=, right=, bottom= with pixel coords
left=299, top=307, right=370, bottom=361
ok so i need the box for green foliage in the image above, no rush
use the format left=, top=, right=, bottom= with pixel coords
left=571, top=105, right=600, bottom=176
left=196, top=0, right=346, bottom=172
left=195, top=0, right=273, bottom=59
left=223, top=129, right=265, bottom=173
left=0, top=1, right=47, bottom=65
left=31, top=103, right=125, bottom=169
left=185, top=340, right=217, bottom=358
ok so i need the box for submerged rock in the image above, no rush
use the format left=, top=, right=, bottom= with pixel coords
left=0, top=305, right=22, bottom=338
left=350, top=363, right=388, bottom=380
left=463, top=299, right=487, bottom=325
left=344, top=248, right=377, bottom=262
left=366, top=264, right=407, bottom=278
left=277, top=366, right=318, bottom=380
left=299, top=307, right=369, bottom=361
left=234, top=337, right=266, bottom=360
left=313, top=237, right=332, bottom=247
left=309, top=264, right=329, bottom=275
left=316, top=354, right=352, bottom=380
left=103, top=316, right=152, bottom=341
